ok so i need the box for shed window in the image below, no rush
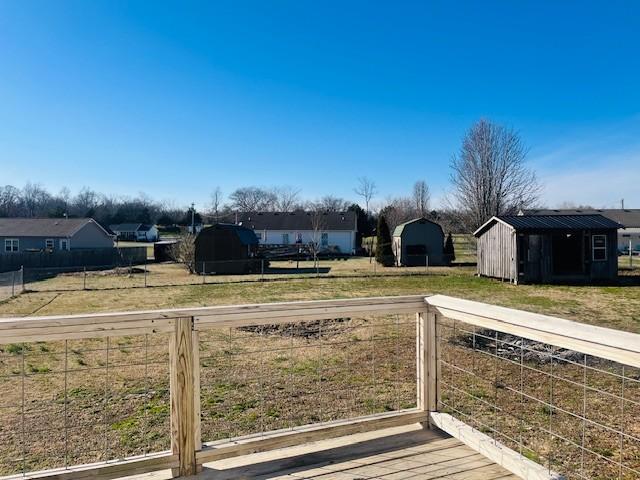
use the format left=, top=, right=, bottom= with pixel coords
left=45, top=239, right=55, bottom=250
left=592, top=235, right=607, bottom=261
left=4, top=239, right=19, bottom=252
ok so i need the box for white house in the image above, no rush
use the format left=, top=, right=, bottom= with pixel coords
left=237, top=211, right=358, bottom=254
left=109, top=223, right=159, bottom=242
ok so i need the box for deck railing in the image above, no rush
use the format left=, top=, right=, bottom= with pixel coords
left=0, top=295, right=639, bottom=479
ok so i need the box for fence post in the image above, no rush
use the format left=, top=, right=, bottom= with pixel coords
left=169, top=316, right=200, bottom=476
left=417, top=306, right=439, bottom=428
left=83, top=267, right=87, bottom=290
left=144, top=256, right=147, bottom=288
left=20, top=266, right=24, bottom=293
left=202, top=262, right=206, bottom=284
left=11, top=270, right=15, bottom=297
left=261, top=259, right=264, bottom=281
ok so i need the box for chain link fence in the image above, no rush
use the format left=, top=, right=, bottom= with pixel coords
left=0, top=267, right=24, bottom=302
left=17, top=256, right=454, bottom=293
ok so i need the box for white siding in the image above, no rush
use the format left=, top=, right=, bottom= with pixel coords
left=257, top=230, right=355, bottom=254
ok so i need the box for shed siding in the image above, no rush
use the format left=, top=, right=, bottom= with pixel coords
left=477, top=222, right=516, bottom=281
left=393, top=220, right=447, bottom=266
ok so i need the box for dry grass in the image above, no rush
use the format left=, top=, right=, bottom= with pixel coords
left=0, top=264, right=639, bottom=478
left=439, top=319, right=640, bottom=479
left=0, top=315, right=415, bottom=476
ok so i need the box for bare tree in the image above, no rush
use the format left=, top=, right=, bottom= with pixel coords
left=354, top=177, right=377, bottom=214
left=21, top=182, right=50, bottom=217
left=382, top=197, right=415, bottom=235
left=73, top=187, right=100, bottom=216
left=228, top=187, right=277, bottom=212
left=209, top=187, right=223, bottom=222
left=308, top=208, right=327, bottom=268
left=169, top=234, right=196, bottom=273
left=0, top=185, right=22, bottom=217
left=450, top=119, right=540, bottom=230
left=412, top=180, right=430, bottom=217
left=310, top=195, right=350, bottom=212
left=273, top=186, right=301, bottom=212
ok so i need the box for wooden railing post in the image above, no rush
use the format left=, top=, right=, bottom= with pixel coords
left=417, top=307, right=439, bottom=427
left=170, top=316, right=201, bottom=477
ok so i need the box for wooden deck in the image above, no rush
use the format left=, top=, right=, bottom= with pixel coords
left=129, top=424, right=519, bottom=480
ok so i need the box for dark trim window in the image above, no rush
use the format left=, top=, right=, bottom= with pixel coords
left=592, top=235, right=607, bottom=261
left=4, top=239, right=19, bottom=252
left=45, top=239, right=55, bottom=250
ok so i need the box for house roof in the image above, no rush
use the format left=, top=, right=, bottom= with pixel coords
left=237, top=211, right=357, bottom=231
left=109, top=223, right=155, bottom=232
left=474, top=215, right=622, bottom=237
left=521, top=209, right=640, bottom=228
left=0, top=218, right=107, bottom=237
left=393, top=218, right=443, bottom=237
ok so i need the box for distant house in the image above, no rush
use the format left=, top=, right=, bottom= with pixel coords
left=0, top=218, right=114, bottom=253
left=237, top=211, right=358, bottom=255
left=110, top=223, right=159, bottom=242
left=194, top=223, right=260, bottom=274
left=392, top=218, right=448, bottom=266
left=475, top=215, right=620, bottom=284
left=521, top=209, right=640, bottom=253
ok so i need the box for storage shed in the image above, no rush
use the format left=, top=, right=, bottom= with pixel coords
left=392, top=218, right=448, bottom=266
left=194, top=223, right=260, bottom=274
left=474, top=215, right=621, bottom=284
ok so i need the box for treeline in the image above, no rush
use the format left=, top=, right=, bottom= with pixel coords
left=0, top=183, right=191, bottom=227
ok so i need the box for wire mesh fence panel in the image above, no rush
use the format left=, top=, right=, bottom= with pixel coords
left=0, top=332, right=171, bottom=477
left=437, top=316, right=640, bottom=480
left=197, top=313, right=417, bottom=445
left=0, top=268, right=23, bottom=302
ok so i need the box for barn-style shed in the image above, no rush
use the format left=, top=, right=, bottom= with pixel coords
left=392, top=218, right=448, bottom=266
left=194, top=223, right=260, bottom=274
left=474, top=215, right=621, bottom=284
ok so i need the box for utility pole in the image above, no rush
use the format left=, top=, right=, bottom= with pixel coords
left=621, top=198, right=625, bottom=209
left=191, top=203, right=195, bottom=234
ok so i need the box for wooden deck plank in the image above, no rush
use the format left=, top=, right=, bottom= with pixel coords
left=122, top=424, right=519, bottom=480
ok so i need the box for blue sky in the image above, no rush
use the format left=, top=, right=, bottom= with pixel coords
left=1, top=1, right=639, bottom=210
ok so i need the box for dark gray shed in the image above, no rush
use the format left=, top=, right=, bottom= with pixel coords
left=474, top=215, right=621, bottom=284
left=194, top=223, right=260, bottom=274
left=392, top=218, right=448, bottom=266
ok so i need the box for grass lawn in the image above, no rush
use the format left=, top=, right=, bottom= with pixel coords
left=2, top=263, right=639, bottom=333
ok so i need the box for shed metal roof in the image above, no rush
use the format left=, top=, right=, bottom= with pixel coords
left=393, top=217, right=443, bottom=237
left=474, top=215, right=622, bottom=237
left=0, top=218, right=103, bottom=237
left=521, top=209, right=640, bottom=228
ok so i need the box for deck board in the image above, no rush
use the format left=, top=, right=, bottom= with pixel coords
left=126, top=424, right=519, bottom=479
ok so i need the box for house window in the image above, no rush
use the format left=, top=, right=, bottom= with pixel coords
left=321, top=233, right=328, bottom=246
left=4, top=239, right=19, bottom=252
left=592, top=235, right=607, bottom=261
left=296, top=233, right=303, bottom=243
left=60, top=239, right=70, bottom=251
left=45, top=239, right=55, bottom=250
left=282, top=233, right=289, bottom=245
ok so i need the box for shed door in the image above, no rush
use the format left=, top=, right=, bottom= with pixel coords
left=526, top=235, right=542, bottom=282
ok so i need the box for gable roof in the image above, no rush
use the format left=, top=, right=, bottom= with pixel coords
left=0, top=218, right=109, bottom=238
left=474, top=214, right=622, bottom=237
left=237, top=211, right=357, bottom=231
left=521, top=209, right=640, bottom=228
left=393, top=218, right=443, bottom=237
